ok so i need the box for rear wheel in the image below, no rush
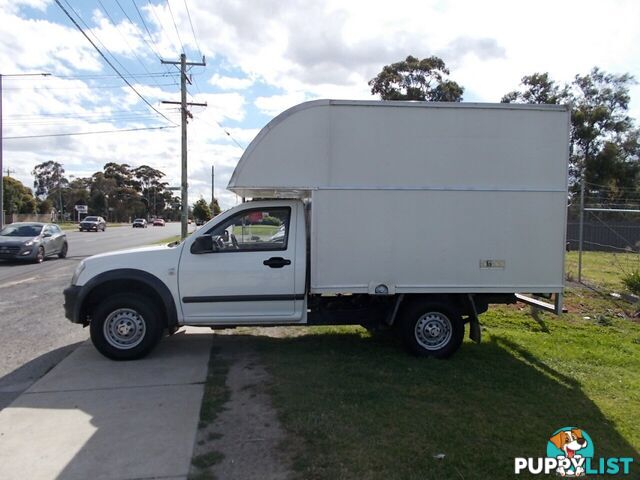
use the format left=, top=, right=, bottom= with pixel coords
left=58, top=242, right=68, bottom=259
left=400, top=301, right=464, bottom=359
left=90, top=294, right=163, bottom=360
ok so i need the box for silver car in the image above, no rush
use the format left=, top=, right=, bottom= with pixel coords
left=0, top=222, right=68, bottom=263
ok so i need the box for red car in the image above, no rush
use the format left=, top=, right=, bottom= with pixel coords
left=152, top=218, right=165, bottom=226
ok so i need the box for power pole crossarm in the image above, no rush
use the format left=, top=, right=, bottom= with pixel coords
left=160, top=54, right=206, bottom=239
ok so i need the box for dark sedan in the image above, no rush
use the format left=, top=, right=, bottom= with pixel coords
left=0, top=222, right=68, bottom=263
left=79, top=216, right=106, bottom=232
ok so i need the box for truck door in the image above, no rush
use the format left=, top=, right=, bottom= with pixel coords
left=178, top=203, right=303, bottom=324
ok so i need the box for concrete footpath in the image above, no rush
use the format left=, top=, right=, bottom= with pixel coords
left=0, top=328, right=211, bottom=480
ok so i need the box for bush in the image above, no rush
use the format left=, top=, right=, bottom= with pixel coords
left=622, top=270, right=640, bottom=296
left=261, top=215, right=282, bottom=226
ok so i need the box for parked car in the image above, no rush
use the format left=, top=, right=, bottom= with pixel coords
left=152, top=218, right=165, bottom=226
left=195, top=218, right=204, bottom=226
left=132, top=218, right=148, bottom=228
left=0, top=222, right=68, bottom=263
left=79, top=216, right=106, bottom=232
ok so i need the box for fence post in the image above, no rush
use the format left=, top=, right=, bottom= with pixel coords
left=578, top=177, right=585, bottom=283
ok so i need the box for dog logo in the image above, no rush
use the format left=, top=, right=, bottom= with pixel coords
left=547, top=427, right=594, bottom=477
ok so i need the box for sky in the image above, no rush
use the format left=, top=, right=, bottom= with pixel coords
left=1, top=0, right=639, bottom=210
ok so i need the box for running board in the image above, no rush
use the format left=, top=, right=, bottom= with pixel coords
left=515, top=293, right=565, bottom=315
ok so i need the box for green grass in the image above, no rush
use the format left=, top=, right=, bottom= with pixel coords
left=566, top=250, right=640, bottom=290
left=198, top=345, right=230, bottom=429
left=152, top=234, right=182, bottom=246
left=192, top=248, right=639, bottom=478
left=250, top=296, right=639, bottom=479
left=192, top=451, right=225, bottom=469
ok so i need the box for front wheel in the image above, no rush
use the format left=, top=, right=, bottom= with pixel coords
left=90, top=294, right=163, bottom=360
left=34, top=246, right=45, bottom=264
left=58, top=242, right=68, bottom=259
left=400, top=301, right=464, bottom=359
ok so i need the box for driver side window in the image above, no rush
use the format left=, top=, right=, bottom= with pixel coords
left=206, top=207, right=290, bottom=252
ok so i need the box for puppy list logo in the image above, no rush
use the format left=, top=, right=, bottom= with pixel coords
left=514, top=427, right=635, bottom=477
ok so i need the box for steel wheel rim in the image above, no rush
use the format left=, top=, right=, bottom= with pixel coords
left=414, top=312, right=452, bottom=350
left=103, top=308, right=146, bottom=350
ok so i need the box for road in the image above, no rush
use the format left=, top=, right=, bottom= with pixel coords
left=0, top=222, right=190, bottom=409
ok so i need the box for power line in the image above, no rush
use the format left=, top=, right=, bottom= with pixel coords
left=166, top=0, right=185, bottom=53
left=129, top=0, right=165, bottom=62
left=96, top=0, right=166, bottom=90
left=4, top=82, right=178, bottom=91
left=5, top=125, right=177, bottom=140
left=54, top=0, right=178, bottom=126
left=182, top=0, right=202, bottom=56
left=62, top=0, right=135, bottom=80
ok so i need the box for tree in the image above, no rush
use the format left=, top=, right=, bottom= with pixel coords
left=32, top=161, right=68, bottom=213
left=209, top=198, right=221, bottom=216
left=501, top=68, right=639, bottom=210
left=192, top=198, right=212, bottom=222
left=3, top=177, right=37, bottom=214
left=501, top=72, right=569, bottom=104
left=369, top=55, right=464, bottom=101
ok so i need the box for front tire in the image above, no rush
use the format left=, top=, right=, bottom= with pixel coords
left=400, top=301, right=464, bottom=359
left=90, top=294, right=163, bottom=360
left=34, top=246, right=45, bottom=264
left=58, top=242, right=68, bottom=259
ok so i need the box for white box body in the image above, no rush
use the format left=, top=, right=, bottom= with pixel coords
left=228, top=100, right=569, bottom=295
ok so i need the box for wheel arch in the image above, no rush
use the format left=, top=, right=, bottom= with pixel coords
left=76, top=269, right=178, bottom=329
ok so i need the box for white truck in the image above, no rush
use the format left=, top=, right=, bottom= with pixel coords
left=64, top=100, right=569, bottom=360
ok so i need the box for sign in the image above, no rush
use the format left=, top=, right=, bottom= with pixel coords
left=75, top=205, right=88, bottom=213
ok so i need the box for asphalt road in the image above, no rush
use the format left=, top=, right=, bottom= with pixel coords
left=0, top=222, right=189, bottom=409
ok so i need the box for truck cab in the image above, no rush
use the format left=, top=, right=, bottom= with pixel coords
left=178, top=200, right=306, bottom=324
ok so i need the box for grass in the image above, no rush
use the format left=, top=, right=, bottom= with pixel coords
left=153, top=234, right=182, bottom=246
left=192, top=249, right=640, bottom=479
left=566, top=250, right=640, bottom=290
left=189, top=345, right=230, bottom=480
left=250, top=293, right=639, bottom=479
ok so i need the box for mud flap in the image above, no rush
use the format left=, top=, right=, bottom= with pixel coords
left=467, top=294, right=481, bottom=343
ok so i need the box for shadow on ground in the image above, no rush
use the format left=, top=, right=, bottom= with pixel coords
left=227, top=329, right=640, bottom=480
left=0, top=342, right=83, bottom=410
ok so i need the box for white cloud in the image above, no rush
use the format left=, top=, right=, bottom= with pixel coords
left=254, top=92, right=308, bottom=117
left=209, top=73, right=254, bottom=90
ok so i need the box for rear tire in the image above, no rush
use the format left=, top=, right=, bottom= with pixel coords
left=90, top=294, right=164, bottom=360
left=400, top=301, right=464, bottom=359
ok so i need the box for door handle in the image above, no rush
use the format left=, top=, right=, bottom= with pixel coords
left=263, top=257, right=291, bottom=268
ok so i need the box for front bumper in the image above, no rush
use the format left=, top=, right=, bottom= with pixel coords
left=80, top=224, right=99, bottom=230
left=63, top=285, right=83, bottom=323
left=0, top=248, right=37, bottom=261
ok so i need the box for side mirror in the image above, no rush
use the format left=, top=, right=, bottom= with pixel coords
left=190, top=235, right=216, bottom=254
left=43, top=232, right=52, bottom=238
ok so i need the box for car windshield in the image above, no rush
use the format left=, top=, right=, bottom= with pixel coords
left=0, top=224, right=43, bottom=237
left=84, top=216, right=98, bottom=221
left=134, top=219, right=144, bottom=222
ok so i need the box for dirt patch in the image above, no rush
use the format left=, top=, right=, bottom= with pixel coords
left=190, top=335, right=292, bottom=480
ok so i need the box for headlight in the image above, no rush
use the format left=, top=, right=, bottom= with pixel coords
left=71, top=260, right=86, bottom=285
left=25, top=239, right=36, bottom=246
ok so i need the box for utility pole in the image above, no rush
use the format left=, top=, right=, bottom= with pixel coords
left=161, top=54, right=206, bottom=239
left=5, top=168, right=14, bottom=177
left=0, top=72, right=50, bottom=230
left=211, top=164, right=215, bottom=207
